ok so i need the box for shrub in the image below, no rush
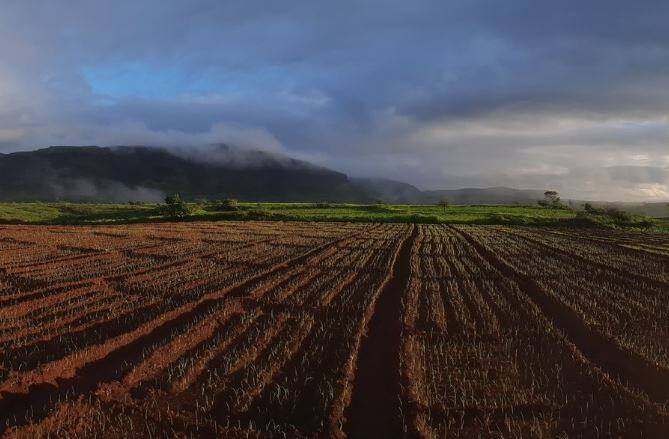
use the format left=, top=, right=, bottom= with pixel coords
left=213, top=198, right=240, bottom=211
left=162, top=194, right=193, bottom=218
left=538, top=191, right=566, bottom=209
left=164, top=194, right=182, bottom=205
left=636, top=219, right=655, bottom=229
left=575, top=211, right=609, bottom=227
left=603, top=207, right=632, bottom=222
left=575, top=208, right=653, bottom=229
left=245, top=208, right=272, bottom=220
left=488, top=214, right=513, bottom=224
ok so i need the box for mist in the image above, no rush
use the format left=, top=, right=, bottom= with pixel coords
left=51, top=178, right=165, bottom=203
left=161, top=144, right=324, bottom=171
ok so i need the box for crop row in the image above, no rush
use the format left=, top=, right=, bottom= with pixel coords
left=0, top=222, right=408, bottom=437
left=401, top=225, right=669, bottom=438
left=1, top=222, right=667, bottom=437
left=460, top=225, right=669, bottom=373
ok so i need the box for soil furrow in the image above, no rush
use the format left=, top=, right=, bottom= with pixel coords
left=0, top=230, right=360, bottom=433
left=344, top=225, right=417, bottom=439
left=452, top=225, right=669, bottom=406
left=498, top=227, right=669, bottom=290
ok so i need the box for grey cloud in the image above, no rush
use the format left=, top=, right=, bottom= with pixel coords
left=1, top=0, right=669, bottom=200
left=605, top=166, right=669, bottom=185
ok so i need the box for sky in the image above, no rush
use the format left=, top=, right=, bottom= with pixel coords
left=1, top=0, right=669, bottom=201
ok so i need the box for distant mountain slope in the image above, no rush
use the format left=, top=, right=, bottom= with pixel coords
left=423, top=187, right=545, bottom=205
left=349, top=178, right=426, bottom=203
left=0, top=145, right=554, bottom=204
left=0, top=145, right=355, bottom=202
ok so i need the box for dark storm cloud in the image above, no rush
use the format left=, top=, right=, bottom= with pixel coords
left=1, top=0, right=669, bottom=200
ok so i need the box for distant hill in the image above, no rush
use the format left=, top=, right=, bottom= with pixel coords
left=423, top=187, right=545, bottom=205
left=0, top=145, right=364, bottom=202
left=0, top=145, right=556, bottom=204
left=569, top=200, right=669, bottom=218
left=349, top=178, right=426, bottom=204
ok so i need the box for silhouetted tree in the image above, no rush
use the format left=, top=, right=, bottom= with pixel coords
left=213, top=198, right=240, bottom=211
left=538, top=191, right=563, bottom=208
left=163, top=193, right=192, bottom=217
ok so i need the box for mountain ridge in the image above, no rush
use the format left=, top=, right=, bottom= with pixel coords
left=0, top=145, right=549, bottom=204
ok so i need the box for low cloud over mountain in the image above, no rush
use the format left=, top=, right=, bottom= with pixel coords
left=1, top=1, right=669, bottom=201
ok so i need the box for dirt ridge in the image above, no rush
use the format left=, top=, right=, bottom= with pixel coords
left=344, top=225, right=417, bottom=439
left=0, top=230, right=364, bottom=433
left=498, top=227, right=669, bottom=290
left=453, top=225, right=669, bottom=406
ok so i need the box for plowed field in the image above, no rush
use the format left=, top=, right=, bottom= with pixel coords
left=0, top=222, right=668, bottom=438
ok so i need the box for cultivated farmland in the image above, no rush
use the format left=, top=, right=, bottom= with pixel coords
left=0, top=222, right=667, bottom=438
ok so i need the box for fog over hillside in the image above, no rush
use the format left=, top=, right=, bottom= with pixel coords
left=0, top=145, right=550, bottom=205
left=0, top=145, right=353, bottom=203
left=3, top=145, right=668, bottom=217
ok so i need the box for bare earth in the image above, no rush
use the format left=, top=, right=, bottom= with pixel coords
left=0, top=222, right=668, bottom=438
